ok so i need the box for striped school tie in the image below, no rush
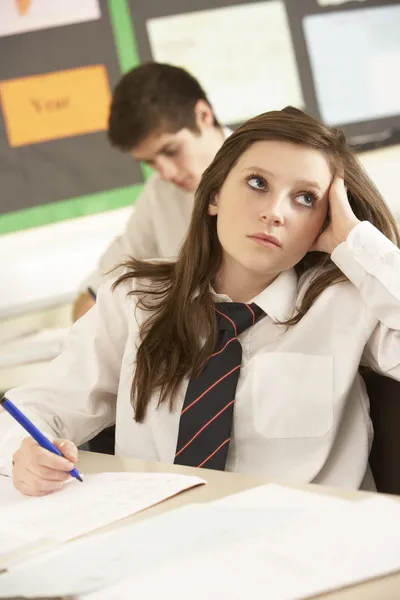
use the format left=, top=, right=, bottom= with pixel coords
left=174, top=302, right=265, bottom=470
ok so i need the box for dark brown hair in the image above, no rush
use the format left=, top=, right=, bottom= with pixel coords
left=115, top=107, right=400, bottom=421
left=108, top=62, right=220, bottom=151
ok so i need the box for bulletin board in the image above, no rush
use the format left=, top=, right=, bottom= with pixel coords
left=1, top=0, right=399, bottom=234
left=133, top=0, right=400, bottom=145
left=0, top=0, right=143, bottom=233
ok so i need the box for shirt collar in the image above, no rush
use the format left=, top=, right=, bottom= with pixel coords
left=211, top=268, right=298, bottom=323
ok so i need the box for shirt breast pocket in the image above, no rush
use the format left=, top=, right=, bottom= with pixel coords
left=252, top=353, right=334, bottom=439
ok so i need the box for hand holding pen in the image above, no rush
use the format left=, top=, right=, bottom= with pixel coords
left=1, top=396, right=82, bottom=497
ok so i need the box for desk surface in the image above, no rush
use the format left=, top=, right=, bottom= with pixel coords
left=0, top=302, right=72, bottom=392
left=76, top=451, right=400, bottom=600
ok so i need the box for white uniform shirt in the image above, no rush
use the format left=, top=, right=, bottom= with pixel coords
left=84, top=128, right=232, bottom=292
left=2, top=222, right=400, bottom=489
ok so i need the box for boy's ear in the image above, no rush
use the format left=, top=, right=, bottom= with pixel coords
left=195, top=99, right=215, bottom=129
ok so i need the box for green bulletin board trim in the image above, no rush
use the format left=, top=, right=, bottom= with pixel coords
left=107, top=0, right=140, bottom=74
left=0, top=184, right=143, bottom=235
left=108, top=0, right=152, bottom=182
left=0, top=0, right=142, bottom=235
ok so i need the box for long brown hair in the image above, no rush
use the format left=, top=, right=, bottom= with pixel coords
left=115, top=107, right=399, bottom=421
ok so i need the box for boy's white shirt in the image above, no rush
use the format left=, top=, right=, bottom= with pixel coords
left=2, top=221, right=400, bottom=489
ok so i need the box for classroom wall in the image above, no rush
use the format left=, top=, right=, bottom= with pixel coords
left=1, top=0, right=400, bottom=316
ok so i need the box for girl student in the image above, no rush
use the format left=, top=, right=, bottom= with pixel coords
left=2, top=107, right=400, bottom=495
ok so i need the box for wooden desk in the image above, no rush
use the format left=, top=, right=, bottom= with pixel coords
left=76, top=451, right=400, bottom=600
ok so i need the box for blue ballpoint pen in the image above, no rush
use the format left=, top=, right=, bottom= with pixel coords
left=0, top=396, right=83, bottom=482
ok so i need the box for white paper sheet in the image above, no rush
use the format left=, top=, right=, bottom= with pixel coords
left=0, top=528, right=38, bottom=562
left=78, top=498, right=400, bottom=600
left=0, top=472, right=204, bottom=568
left=210, top=482, right=348, bottom=508
left=147, top=1, right=304, bottom=125
left=0, top=526, right=55, bottom=572
left=0, top=474, right=30, bottom=508
left=303, top=5, right=400, bottom=125
left=0, top=477, right=57, bottom=568
left=0, top=0, right=100, bottom=38
left=0, top=501, right=333, bottom=597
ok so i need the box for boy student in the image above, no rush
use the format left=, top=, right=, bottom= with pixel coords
left=73, top=62, right=230, bottom=321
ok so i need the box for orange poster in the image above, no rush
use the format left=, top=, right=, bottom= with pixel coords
left=0, top=65, right=111, bottom=147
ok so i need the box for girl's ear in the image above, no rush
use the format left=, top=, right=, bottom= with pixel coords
left=208, top=192, right=219, bottom=216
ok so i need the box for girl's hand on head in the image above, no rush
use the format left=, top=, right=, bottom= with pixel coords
left=12, top=437, right=78, bottom=496
left=312, top=176, right=360, bottom=255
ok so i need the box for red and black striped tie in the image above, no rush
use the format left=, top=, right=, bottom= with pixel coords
left=174, top=302, right=265, bottom=470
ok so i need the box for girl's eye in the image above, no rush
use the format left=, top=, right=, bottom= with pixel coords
left=295, top=192, right=317, bottom=208
left=247, top=176, right=267, bottom=191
